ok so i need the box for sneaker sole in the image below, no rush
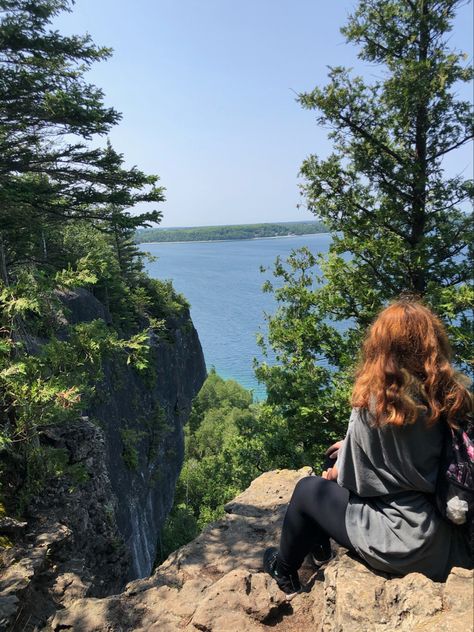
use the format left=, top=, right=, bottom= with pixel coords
left=311, top=552, right=335, bottom=568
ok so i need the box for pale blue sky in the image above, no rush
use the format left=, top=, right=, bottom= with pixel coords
left=56, top=1, right=473, bottom=227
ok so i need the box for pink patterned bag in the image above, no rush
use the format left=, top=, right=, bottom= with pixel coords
left=435, top=419, right=474, bottom=527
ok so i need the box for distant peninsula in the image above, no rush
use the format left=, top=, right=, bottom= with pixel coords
left=135, top=220, right=327, bottom=243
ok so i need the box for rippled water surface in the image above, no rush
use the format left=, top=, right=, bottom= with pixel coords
left=141, top=233, right=333, bottom=399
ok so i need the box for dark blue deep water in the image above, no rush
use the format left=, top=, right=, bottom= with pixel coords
left=140, top=233, right=333, bottom=399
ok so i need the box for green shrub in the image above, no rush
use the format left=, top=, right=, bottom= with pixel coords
left=120, top=427, right=146, bottom=471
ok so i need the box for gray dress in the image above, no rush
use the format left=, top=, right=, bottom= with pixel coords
left=337, top=407, right=471, bottom=581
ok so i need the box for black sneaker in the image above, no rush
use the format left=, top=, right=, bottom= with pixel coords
left=263, top=547, right=301, bottom=600
left=311, top=543, right=335, bottom=567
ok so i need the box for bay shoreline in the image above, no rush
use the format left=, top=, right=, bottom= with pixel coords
left=137, top=232, right=330, bottom=246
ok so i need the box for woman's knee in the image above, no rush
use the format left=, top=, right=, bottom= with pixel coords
left=292, top=475, right=323, bottom=502
left=292, top=474, right=335, bottom=507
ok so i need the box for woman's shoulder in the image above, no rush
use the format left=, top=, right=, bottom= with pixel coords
left=349, top=406, right=376, bottom=429
left=350, top=403, right=436, bottom=429
left=346, top=407, right=379, bottom=447
left=348, top=405, right=442, bottom=448
left=349, top=406, right=372, bottom=421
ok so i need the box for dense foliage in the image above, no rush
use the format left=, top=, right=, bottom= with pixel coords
left=156, top=364, right=337, bottom=563
left=135, top=221, right=327, bottom=243
left=0, top=0, right=187, bottom=512
left=256, top=0, right=473, bottom=468
left=157, top=371, right=262, bottom=563
left=156, top=371, right=252, bottom=558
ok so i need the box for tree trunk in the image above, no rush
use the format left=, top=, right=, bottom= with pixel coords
left=410, top=0, right=430, bottom=294
left=0, top=232, right=10, bottom=286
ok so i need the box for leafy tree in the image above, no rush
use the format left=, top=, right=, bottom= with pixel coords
left=257, top=0, right=473, bottom=467
left=157, top=372, right=261, bottom=563
left=187, top=368, right=253, bottom=433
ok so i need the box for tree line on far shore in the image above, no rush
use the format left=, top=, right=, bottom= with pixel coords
left=135, top=221, right=328, bottom=243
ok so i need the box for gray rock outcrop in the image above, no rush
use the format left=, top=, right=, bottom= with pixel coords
left=0, top=418, right=130, bottom=631
left=59, top=288, right=207, bottom=580
left=49, top=468, right=473, bottom=631
left=0, top=288, right=206, bottom=631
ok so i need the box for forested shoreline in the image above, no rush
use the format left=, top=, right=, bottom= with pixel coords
left=135, top=221, right=327, bottom=243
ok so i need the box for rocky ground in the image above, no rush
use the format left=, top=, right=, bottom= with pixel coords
left=0, top=419, right=131, bottom=631
left=44, top=468, right=473, bottom=632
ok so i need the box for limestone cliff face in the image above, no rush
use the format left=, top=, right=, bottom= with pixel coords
left=61, top=287, right=207, bottom=579
left=50, top=469, right=473, bottom=632
left=0, top=287, right=206, bottom=631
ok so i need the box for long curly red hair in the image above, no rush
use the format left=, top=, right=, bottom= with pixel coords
left=351, top=299, right=472, bottom=427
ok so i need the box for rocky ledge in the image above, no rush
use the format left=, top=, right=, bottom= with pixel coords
left=47, top=468, right=472, bottom=632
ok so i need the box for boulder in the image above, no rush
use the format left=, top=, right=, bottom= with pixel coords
left=49, top=469, right=473, bottom=631
left=0, top=517, right=27, bottom=537
left=319, top=555, right=474, bottom=631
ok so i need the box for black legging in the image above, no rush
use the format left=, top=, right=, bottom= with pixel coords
left=278, top=475, right=354, bottom=573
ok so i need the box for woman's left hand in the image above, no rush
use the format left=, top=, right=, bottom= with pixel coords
left=322, top=465, right=338, bottom=481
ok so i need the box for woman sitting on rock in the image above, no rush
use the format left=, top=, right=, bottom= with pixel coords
left=264, top=298, right=473, bottom=600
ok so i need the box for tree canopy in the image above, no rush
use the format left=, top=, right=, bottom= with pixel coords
left=0, top=0, right=163, bottom=283
left=257, top=0, right=473, bottom=467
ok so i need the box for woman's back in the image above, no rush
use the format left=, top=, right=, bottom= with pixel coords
left=337, top=407, right=471, bottom=581
left=263, top=299, right=473, bottom=600
left=338, top=407, right=443, bottom=497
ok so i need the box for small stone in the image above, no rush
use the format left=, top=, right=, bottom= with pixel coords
left=0, top=517, right=27, bottom=537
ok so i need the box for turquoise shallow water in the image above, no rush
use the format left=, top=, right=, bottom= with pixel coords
left=140, top=233, right=332, bottom=400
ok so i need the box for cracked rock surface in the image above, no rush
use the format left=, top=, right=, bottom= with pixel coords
left=49, top=468, right=473, bottom=632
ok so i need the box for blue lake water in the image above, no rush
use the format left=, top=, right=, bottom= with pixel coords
left=140, top=233, right=333, bottom=399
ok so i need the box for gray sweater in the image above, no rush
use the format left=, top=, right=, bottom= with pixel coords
left=337, top=407, right=471, bottom=581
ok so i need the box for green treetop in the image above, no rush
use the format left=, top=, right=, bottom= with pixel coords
left=257, top=0, right=473, bottom=468
left=0, top=0, right=163, bottom=283
left=299, top=0, right=473, bottom=323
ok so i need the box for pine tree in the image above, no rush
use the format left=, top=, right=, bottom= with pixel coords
left=257, top=0, right=473, bottom=467
left=0, top=0, right=163, bottom=282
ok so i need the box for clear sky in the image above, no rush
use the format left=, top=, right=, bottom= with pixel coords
left=56, top=1, right=473, bottom=228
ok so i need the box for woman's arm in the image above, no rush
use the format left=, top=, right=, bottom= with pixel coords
left=325, top=440, right=344, bottom=460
